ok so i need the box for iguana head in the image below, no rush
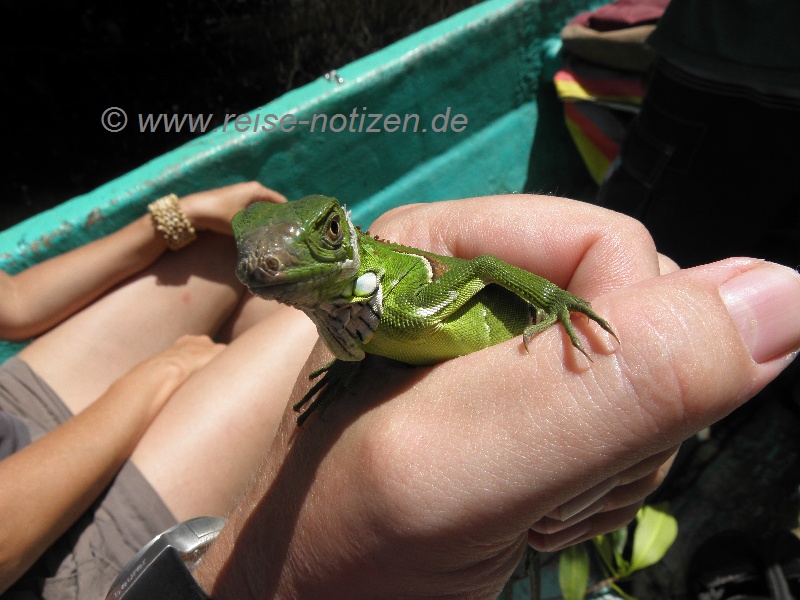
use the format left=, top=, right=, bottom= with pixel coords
left=233, top=195, right=360, bottom=306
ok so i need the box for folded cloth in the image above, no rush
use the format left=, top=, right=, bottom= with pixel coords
left=569, top=0, right=669, bottom=32
left=555, top=0, right=669, bottom=183
left=561, top=23, right=656, bottom=72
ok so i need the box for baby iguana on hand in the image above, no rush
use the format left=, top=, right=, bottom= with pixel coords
left=233, top=195, right=616, bottom=426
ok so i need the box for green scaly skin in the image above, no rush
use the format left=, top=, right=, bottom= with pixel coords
left=233, top=195, right=617, bottom=426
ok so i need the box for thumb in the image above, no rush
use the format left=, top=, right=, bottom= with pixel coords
left=604, top=258, right=800, bottom=430
left=514, top=257, right=800, bottom=516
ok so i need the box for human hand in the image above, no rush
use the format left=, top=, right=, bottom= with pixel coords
left=148, top=334, right=226, bottom=378
left=181, top=181, right=287, bottom=235
left=133, top=334, right=226, bottom=417
left=196, top=195, right=800, bottom=600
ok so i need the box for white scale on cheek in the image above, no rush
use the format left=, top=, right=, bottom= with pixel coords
left=354, top=272, right=379, bottom=296
left=339, top=208, right=361, bottom=277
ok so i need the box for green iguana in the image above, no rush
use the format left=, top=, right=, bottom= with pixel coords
left=233, top=195, right=616, bottom=426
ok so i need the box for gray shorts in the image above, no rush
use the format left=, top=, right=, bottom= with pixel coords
left=0, top=357, right=176, bottom=600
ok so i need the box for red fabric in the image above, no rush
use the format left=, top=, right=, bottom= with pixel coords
left=563, top=103, right=620, bottom=162
left=570, top=0, right=669, bottom=32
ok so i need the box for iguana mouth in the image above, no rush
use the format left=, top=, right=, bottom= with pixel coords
left=236, top=244, right=345, bottom=305
left=246, top=275, right=338, bottom=306
left=246, top=280, right=294, bottom=302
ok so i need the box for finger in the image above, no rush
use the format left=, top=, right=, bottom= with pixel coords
left=251, top=183, right=287, bottom=205
left=658, top=252, right=680, bottom=274
left=529, top=504, right=642, bottom=552
left=534, top=457, right=674, bottom=537
left=368, top=195, right=662, bottom=297
left=544, top=477, right=620, bottom=523
left=543, top=447, right=676, bottom=522
left=614, top=446, right=678, bottom=486
left=169, top=335, right=227, bottom=367
left=513, top=259, right=800, bottom=515
left=602, top=460, right=673, bottom=511
left=217, top=181, right=287, bottom=205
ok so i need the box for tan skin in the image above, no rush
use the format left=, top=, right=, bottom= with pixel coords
left=0, top=182, right=319, bottom=593
left=189, top=195, right=800, bottom=599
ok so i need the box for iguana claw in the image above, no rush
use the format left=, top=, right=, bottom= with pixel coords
left=522, top=299, right=618, bottom=362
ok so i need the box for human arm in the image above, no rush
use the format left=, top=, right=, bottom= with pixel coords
left=193, top=195, right=800, bottom=599
left=0, top=335, right=224, bottom=594
left=0, top=182, right=285, bottom=340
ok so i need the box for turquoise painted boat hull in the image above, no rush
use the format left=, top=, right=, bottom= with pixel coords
left=2, top=0, right=595, bottom=274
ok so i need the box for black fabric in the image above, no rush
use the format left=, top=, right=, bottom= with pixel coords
left=598, top=60, right=800, bottom=268
left=648, top=0, right=800, bottom=90
left=113, top=548, right=210, bottom=600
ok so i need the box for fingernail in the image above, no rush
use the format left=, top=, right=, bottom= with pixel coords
left=720, top=263, right=800, bottom=364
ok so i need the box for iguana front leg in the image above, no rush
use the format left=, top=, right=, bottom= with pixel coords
left=293, top=359, right=362, bottom=426
left=409, top=254, right=618, bottom=358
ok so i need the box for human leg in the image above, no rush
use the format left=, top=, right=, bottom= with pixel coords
left=130, top=303, right=319, bottom=521
left=18, top=232, right=244, bottom=416
left=0, top=357, right=178, bottom=599
left=214, top=290, right=285, bottom=343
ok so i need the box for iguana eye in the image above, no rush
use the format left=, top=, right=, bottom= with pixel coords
left=326, top=215, right=343, bottom=244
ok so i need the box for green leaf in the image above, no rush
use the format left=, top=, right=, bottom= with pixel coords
left=592, top=528, right=630, bottom=578
left=559, top=543, right=590, bottom=600
left=609, top=526, right=631, bottom=576
left=612, top=525, right=628, bottom=559
left=629, top=503, right=678, bottom=572
left=592, top=535, right=615, bottom=576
